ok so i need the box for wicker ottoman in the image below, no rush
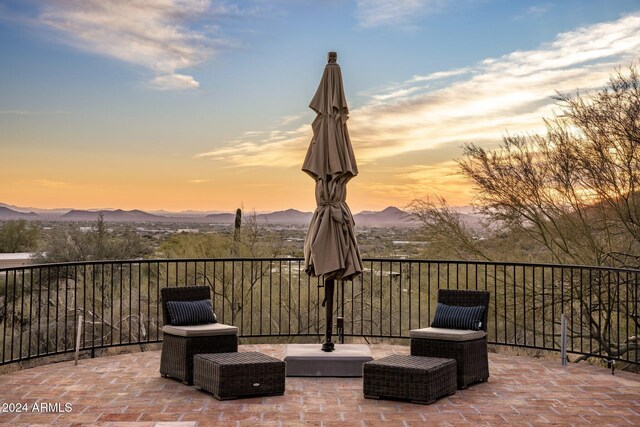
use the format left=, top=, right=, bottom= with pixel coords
left=193, top=352, right=285, bottom=400
left=363, top=355, right=456, bottom=404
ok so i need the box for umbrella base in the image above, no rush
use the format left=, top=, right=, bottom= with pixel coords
left=284, top=344, right=373, bottom=377
left=321, top=342, right=335, bottom=352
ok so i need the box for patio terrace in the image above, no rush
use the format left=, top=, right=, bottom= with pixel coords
left=1, top=343, right=639, bottom=426
left=1, top=258, right=639, bottom=425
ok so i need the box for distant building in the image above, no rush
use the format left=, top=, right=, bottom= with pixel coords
left=0, top=252, right=34, bottom=269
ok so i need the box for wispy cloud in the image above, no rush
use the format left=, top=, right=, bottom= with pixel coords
left=357, top=161, right=475, bottom=206
left=347, top=13, right=640, bottom=161
left=34, top=0, right=245, bottom=89
left=363, top=67, right=472, bottom=102
left=279, top=112, right=310, bottom=127
left=150, top=74, right=200, bottom=90
left=512, top=4, right=552, bottom=22
left=187, top=179, right=210, bottom=184
left=204, top=13, right=640, bottom=174
left=526, top=5, right=550, bottom=17
left=371, top=86, right=422, bottom=101
left=32, top=179, right=72, bottom=189
left=408, top=68, right=472, bottom=83
left=356, top=0, right=451, bottom=28
left=196, top=124, right=310, bottom=168
left=200, top=12, right=640, bottom=199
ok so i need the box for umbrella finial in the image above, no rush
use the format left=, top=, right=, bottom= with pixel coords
left=328, top=51, right=337, bottom=64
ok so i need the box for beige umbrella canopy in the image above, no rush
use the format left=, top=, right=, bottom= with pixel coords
left=302, top=52, right=363, bottom=351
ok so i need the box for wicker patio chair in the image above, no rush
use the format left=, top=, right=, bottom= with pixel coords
left=160, top=286, right=238, bottom=385
left=410, top=289, right=490, bottom=389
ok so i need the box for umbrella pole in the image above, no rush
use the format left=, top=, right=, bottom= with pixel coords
left=322, top=277, right=335, bottom=352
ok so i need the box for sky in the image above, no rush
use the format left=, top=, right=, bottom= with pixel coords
left=1, top=0, right=640, bottom=214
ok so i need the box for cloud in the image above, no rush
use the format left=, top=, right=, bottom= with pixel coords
left=279, top=112, right=310, bottom=126
left=32, top=179, right=72, bottom=189
left=356, top=0, right=451, bottom=28
left=526, top=5, right=549, bottom=17
left=408, top=68, right=472, bottom=83
left=35, top=0, right=233, bottom=89
left=512, top=4, right=552, bottom=22
left=203, top=13, right=640, bottom=176
left=150, top=74, right=200, bottom=90
left=187, top=179, right=210, bottom=184
left=345, top=13, right=640, bottom=161
left=209, top=1, right=261, bottom=17
left=358, top=161, right=475, bottom=206
left=372, top=86, right=422, bottom=101
left=196, top=124, right=311, bottom=168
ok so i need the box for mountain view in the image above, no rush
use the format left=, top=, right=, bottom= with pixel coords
left=0, top=202, right=425, bottom=226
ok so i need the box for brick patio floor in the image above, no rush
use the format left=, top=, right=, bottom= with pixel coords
left=0, top=344, right=639, bottom=426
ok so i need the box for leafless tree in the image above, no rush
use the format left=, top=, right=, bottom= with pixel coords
left=458, top=65, right=640, bottom=269
left=409, top=64, right=640, bottom=366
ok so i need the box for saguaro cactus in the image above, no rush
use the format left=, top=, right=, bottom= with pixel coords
left=232, top=208, right=242, bottom=255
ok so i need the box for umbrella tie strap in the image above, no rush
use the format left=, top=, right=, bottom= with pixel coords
left=318, top=201, right=352, bottom=224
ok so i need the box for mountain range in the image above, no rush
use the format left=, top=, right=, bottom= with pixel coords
left=60, top=209, right=161, bottom=221
left=0, top=206, right=39, bottom=219
left=0, top=203, right=420, bottom=226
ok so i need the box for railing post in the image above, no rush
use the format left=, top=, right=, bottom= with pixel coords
left=337, top=317, right=344, bottom=344
left=75, top=314, right=83, bottom=365
left=340, top=279, right=345, bottom=344
left=561, top=312, right=567, bottom=366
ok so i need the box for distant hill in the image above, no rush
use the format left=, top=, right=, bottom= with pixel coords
left=0, top=206, right=39, bottom=219
left=257, top=209, right=313, bottom=224
left=60, top=209, right=164, bottom=222
left=151, top=209, right=230, bottom=217
left=457, top=212, right=487, bottom=231
left=205, top=207, right=418, bottom=226
left=206, top=209, right=313, bottom=225
left=204, top=212, right=237, bottom=223
left=354, top=206, right=417, bottom=226
left=0, top=202, right=70, bottom=216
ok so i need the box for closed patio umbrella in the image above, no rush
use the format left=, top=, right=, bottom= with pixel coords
left=303, top=51, right=363, bottom=352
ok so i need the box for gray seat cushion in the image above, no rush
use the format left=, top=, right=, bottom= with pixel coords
left=162, top=323, right=238, bottom=337
left=409, top=327, right=487, bottom=342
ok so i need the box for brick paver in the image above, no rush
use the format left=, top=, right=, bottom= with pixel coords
left=0, top=344, right=638, bottom=426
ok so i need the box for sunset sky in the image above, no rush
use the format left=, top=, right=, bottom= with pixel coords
left=2, top=0, right=640, bottom=213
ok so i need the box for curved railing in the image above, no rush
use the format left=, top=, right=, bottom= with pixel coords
left=1, top=258, right=638, bottom=369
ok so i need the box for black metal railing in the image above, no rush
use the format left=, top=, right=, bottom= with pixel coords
left=1, top=258, right=638, bottom=368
